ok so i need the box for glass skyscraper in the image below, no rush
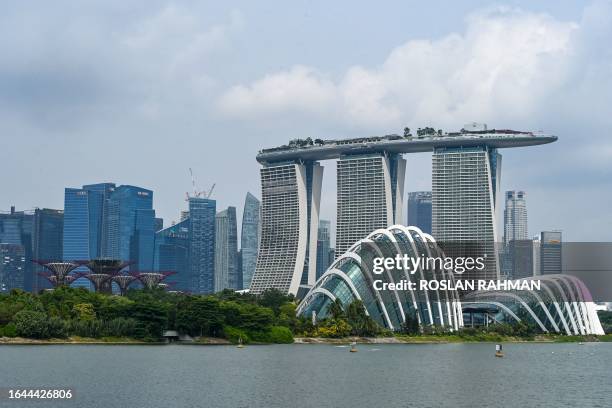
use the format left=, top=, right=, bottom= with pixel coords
left=503, top=191, right=528, bottom=244
left=32, top=208, right=64, bottom=292
left=0, top=244, right=25, bottom=293
left=406, top=191, right=432, bottom=234
left=63, top=186, right=108, bottom=289
left=154, top=219, right=190, bottom=292
left=0, top=207, right=33, bottom=292
left=188, top=197, right=216, bottom=294
left=502, top=191, right=529, bottom=279
left=316, top=219, right=332, bottom=280
left=103, top=185, right=155, bottom=271
left=540, top=231, right=562, bottom=275
left=214, top=206, right=239, bottom=291
left=240, top=192, right=260, bottom=290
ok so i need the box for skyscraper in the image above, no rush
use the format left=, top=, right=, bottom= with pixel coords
left=0, top=244, right=25, bottom=293
left=63, top=186, right=104, bottom=289
left=214, top=207, right=239, bottom=291
left=251, top=161, right=323, bottom=295
left=432, top=145, right=501, bottom=280
left=154, top=218, right=189, bottom=292
left=188, top=197, right=216, bottom=294
left=32, top=208, right=64, bottom=292
left=240, top=192, right=260, bottom=290
left=103, top=185, right=155, bottom=271
left=406, top=191, right=432, bottom=233
left=0, top=207, right=33, bottom=291
left=503, top=191, right=528, bottom=244
left=507, top=239, right=538, bottom=279
left=316, top=219, right=332, bottom=280
left=335, top=153, right=405, bottom=256
left=154, top=217, right=164, bottom=232
left=540, top=231, right=562, bottom=275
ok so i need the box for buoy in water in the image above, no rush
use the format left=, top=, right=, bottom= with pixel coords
left=237, top=336, right=245, bottom=349
left=350, top=341, right=358, bottom=353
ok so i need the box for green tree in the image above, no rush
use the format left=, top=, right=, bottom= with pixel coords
left=13, top=310, right=49, bottom=338
left=258, top=289, right=293, bottom=316
left=129, top=301, right=168, bottom=340
left=73, top=303, right=96, bottom=321
left=329, top=298, right=345, bottom=320
left=346, top=300, right=380, bottom=336
left=176, top=297, right=225, bottom=337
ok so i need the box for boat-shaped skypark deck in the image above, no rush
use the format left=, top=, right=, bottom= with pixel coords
left=256, top=129, right=557, bottom=164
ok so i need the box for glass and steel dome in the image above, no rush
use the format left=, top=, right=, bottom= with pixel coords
left=297, top=225, right=464, bottom=331
left=463, top=274, right=605, bottom=335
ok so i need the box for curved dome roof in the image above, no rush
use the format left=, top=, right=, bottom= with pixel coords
left=297, top=225, right=464, bottom=331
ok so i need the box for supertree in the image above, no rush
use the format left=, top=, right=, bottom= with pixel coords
left=111, top=274, right=138, bottom=296
left=133, top=271, right=176, bottom=290
left=33, top=261, right=81, bottom=288
left=80, top=259, right=132, bottom=294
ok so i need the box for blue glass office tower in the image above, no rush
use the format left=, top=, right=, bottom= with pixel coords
left=0, top=244, right=25, bottom=293
left=63, top=185, right=112, bottom=289
left=240, top=193, right=260, bottom=289
left=407, top=191, right=432, bottom=234
left=0, top=207, right=32, bottom=291
left=188, top=197, right=216, bottom=294
left=32, top=208, right=64, bottom=292
left=103, top=185, right=155, bottom=271
left=316, top=219, right=332, bottom=280
left=215, top=206, right=239, bottom=291
left=154, top=219, right=190, bottom=291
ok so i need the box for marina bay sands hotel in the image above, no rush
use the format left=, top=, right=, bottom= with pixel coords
left=249, top=124, right=557, bottom=296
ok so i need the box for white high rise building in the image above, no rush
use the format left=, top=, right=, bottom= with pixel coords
left=335, top=153, right=405, bottom=257
left=250, top=161, right=323, bottom=295
left=504, top=191, right=528, bottom=245
left=432, top=146, right=501, bottom=280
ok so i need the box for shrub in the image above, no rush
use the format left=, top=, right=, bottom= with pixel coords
left=67, top=319, right=103, bottom=338
left=14, top=310, right=49, bottom=338
left=73, top=303, right=96, bottom=321
left=102, top=318, right=138, bottom=338
left=3, top=323, right=17, bottom=337
left=317, top=319, right=352, bottom=338
left=265, top=326, right=294, bottom=343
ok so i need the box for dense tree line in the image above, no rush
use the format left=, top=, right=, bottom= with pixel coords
left=0, top=287, right=297, bottom=343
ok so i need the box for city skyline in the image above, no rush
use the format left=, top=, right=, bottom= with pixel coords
left=2, top=1, right=612, bottom=242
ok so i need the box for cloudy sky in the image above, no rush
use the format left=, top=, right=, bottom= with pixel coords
left=1, top=0, right=611, bottom=241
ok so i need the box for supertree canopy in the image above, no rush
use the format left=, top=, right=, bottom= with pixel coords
left=133, top=272, right=176, bottom=290
left=79, top=259, right=131, bottom=294
left=34, top=261, right=81, bottom=288
left=82, top=259, right=131, bottom=275
left=112, top=275, right=138, bottom=296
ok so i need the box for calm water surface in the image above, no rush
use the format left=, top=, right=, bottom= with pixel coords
left=1, top=343, right=611, bottom=408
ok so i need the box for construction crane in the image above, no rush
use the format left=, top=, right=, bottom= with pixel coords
left=185, top=168, right=215, bottom=200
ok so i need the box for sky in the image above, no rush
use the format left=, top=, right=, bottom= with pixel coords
left=1, top=0, right=611, bottom=242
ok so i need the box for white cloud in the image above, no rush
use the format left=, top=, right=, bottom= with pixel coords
left=217, top=66, right=337, bottom=118
left=217, top=5, right=594, bottom=130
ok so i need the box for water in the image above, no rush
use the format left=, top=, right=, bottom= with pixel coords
left=1, top=343, right=611, bottom=408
